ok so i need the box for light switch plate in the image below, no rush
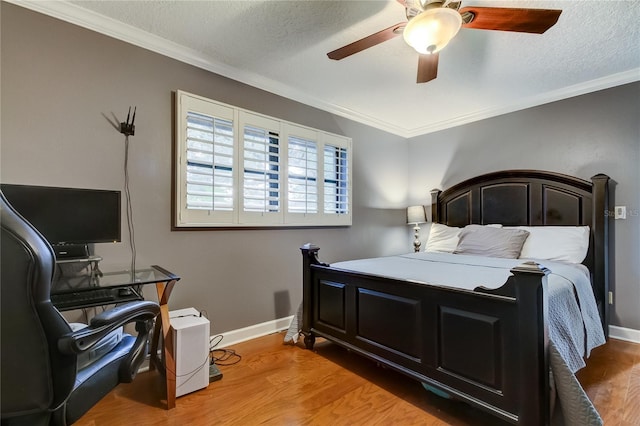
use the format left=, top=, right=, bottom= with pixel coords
left=614, top=206, right=627, bottom=219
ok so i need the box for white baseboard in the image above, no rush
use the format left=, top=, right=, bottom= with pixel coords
left=212, top=319, right=640, bottom=347
left=609, top=325, right=640, bottom=344
left=137, top=319, right=636, bottom=375
left=214, top=315, right=294, bottom=349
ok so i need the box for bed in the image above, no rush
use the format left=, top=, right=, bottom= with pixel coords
left=298, top=170, right=610, bottom=426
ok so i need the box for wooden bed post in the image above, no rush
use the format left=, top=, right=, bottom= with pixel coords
left=591, top=174, right=610, bottom=339
left=511, top=262, right=550, bottom=426
left=300, top=243, right=322, bottom=350
left=430, top=188, right=441, bottom=223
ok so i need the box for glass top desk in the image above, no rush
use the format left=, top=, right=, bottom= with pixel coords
left=51, top=263, right=182, bottom=410
left=52, top=263, right=178, bottom=309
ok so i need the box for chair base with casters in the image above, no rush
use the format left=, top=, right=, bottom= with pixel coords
left=0, top=192, right=160, bottom=426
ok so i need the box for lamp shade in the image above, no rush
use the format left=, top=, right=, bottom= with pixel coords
left=403, top=7, right=462, bottom=54
left=407, top=205, right=427, bottom=224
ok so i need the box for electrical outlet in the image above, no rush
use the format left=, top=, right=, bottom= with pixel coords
left=614, top=206, right=627, bottom=220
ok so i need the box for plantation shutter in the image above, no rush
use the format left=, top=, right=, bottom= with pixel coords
left=287, top=135, right=318, bottom=215
left=176, top=93, right=235, bottom=226
left=243, top=126, right=280, bottom=212
left=185, top=112, right=234, bottom=211
left=323, top=144, right=349, bottom=215
left=238, top=112, right=283, bottom=224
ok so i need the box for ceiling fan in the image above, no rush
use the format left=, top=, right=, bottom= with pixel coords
left=327, top=0, right=562, bottom=83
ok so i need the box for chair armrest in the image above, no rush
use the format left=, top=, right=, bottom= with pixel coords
left=58, top=300, right=160, bottom=354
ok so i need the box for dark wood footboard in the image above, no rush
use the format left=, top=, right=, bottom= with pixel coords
left=301, top=244, right=549, bottom=425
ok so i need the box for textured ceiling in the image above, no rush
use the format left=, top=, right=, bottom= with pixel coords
left=12, top=0, right=640, bottom=137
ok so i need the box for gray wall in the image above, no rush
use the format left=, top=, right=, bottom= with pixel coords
left=0, top=3, right=409, bottom=332
left=407, top=83, right=640, bottom=330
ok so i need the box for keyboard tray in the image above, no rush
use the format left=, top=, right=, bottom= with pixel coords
left=51, top=287, right=141, bottom=311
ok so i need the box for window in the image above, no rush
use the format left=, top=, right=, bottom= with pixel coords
left=185, top=112, right=234, bottom=212
left=243, top=127, right=279, bottom=213
left=324, top=139, right=349, bottom=215
left=287, top=136, right=317, bottom=214
left=175, top=91, right=351, bottom=227
left=238, top=112, right=282, bottom=225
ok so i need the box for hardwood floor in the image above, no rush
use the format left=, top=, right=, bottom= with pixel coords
left=75, top=333, right=640, bottom=425
left=576, top=338, right=640, bottom=425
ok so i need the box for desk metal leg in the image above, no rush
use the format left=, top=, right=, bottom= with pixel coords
left=151, top=279, right=177, bottom=410
left=149, top=319, right=162, bottom=372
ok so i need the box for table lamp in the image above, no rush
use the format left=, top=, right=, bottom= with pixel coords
left=407, top=205, right=427, bottom=252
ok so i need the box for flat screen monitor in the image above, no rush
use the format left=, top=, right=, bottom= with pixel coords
left=1, top=184, right=121, bottom=253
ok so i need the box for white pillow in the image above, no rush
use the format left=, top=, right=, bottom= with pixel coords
left=425, top=223, right=502, bottom=253
left=425, top=223, right=461, bottom=253
left=516, top=226, right=590, bottom=263
left=454, top=226, right=530, bottom=259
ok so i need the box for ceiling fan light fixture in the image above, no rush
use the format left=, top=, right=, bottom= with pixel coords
left=403, top=7, right=462, bottom=54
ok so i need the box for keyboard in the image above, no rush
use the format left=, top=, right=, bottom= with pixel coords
left=51, top=288, right=134, bottom=310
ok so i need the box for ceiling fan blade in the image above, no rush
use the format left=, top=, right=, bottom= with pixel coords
left=327, top=23, right=405, bottom=60
left=417, top=53, right=438, bottom=83
left=460, top=7, right=562, bottom=34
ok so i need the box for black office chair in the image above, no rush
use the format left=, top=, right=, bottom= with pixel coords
left=0, top=192, right=160, bottom=426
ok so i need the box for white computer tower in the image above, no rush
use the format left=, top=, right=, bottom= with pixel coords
left=169, top=308, right=210, bottom=397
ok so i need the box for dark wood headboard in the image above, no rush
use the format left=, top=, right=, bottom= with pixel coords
left=430, top=170, right=610, bottom=336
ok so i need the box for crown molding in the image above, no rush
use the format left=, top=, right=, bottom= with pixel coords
left=404, top=68, right=640, bottom=138
left=7, top=1, right=639, bottom=139
left=6, top=0, right=410, bottom=136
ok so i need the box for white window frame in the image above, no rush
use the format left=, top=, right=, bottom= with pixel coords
left=174, top=90, right=352, bottom=228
